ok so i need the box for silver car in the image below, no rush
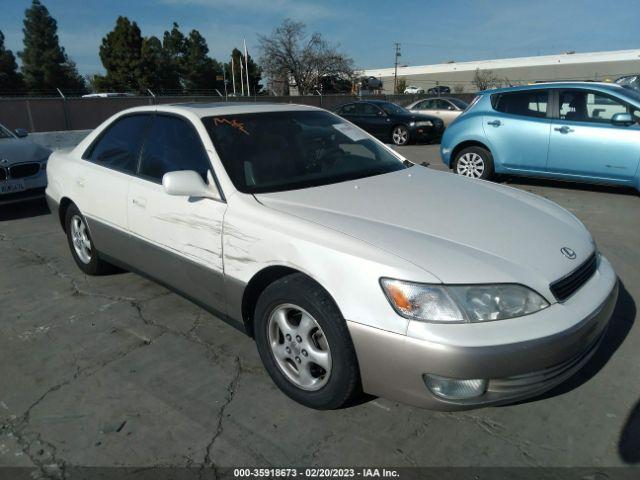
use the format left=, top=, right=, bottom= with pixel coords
left=407, top=97, right=469, bottom=126
left=0, top=123, right=51, bottom=205
left=45, top=103, right=618, bottom=410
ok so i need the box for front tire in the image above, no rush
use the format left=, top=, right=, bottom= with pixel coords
left=453, top=146, right=494, bottom=180
left=64, top=204, right=116, bottom=275
left=391, top=125, right=410, bottom=146
left=254, top=273, right=360, bottom=410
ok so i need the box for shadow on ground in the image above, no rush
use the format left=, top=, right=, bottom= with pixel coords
left=620, top=400, right=640, bottom=463
left=0, top=198, right=50, bottom=221
left=501, top=176, right=639, bottom=197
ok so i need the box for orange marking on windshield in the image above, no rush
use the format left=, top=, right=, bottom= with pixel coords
left=213, top=118, right=250, bottom=135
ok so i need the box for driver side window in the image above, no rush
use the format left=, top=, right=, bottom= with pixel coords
left=358, top=103, right=382, bottom=116
left=139, top=115, right=211, bottom=183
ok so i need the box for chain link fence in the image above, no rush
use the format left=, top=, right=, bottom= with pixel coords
left=0, top=93, right=477, bottom=133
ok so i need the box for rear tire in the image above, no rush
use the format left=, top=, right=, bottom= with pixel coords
left=254, top=273, right=361, bottom=410
left=453, top=146, right=494, bottom=180
left=64, top=204, right=117, bottom=275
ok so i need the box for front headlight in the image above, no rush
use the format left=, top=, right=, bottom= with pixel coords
left=380, top=279, right=549, bottom=323
left=414, top=120, right=433, bottom=127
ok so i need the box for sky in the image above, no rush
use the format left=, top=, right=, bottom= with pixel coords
left=1, top=0, right=639, bottom=76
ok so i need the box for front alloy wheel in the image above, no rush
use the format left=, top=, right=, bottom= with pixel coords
left=267, top=304, right=332, bottom=391
left=391, top=125, right=410, bottom=146
left=453, top=146, right=494, bottom=180
left=70, top=214, right=92, bottom=264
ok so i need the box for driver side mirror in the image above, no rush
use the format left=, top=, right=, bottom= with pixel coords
left=162, top=170, right=221, bottom=200
left=611, top=112, right=634, bottom=126
left=14, top=128, right=29, bottom=138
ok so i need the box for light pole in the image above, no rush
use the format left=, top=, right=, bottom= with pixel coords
left=393, top=42, right=401, bottom=94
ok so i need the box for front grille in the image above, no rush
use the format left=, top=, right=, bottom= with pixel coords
left=550, top=253, right=598, bottom=301
left=9, top=162, right=41, bottom=179
left=0, top=167, right=6, bottom=181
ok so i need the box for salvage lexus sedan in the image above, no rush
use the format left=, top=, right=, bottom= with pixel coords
left=0, top=122, right=51, bottom=205
left=46, top=103, right=618, bottom=410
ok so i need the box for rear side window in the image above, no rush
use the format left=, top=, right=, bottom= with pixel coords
left=492, top=90, right=548, bottom=118
left=337, top=104, right=356, bottom=115
left=138, top=115, right=211, bottom=183
left=84, top=115, right=151, bottom=173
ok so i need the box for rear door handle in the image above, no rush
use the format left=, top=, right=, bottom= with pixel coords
left=487, top=120, right=501, bottom=127
left=554, top=126, right=574, bottom=134
left=132, top=197, right=147, bottom=209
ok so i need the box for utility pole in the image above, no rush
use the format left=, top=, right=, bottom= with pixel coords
left=393, top=42, right=401, bottom=94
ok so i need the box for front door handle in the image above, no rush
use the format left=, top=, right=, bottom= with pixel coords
left=76, top=177, right=85, bottom=188
left=132, top=197, right=147, bottom=209
left=554, top=126, right=574, bottom=134
left=487, top=120, right=501, bottom=127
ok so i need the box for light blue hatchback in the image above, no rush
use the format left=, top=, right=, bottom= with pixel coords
left=441, top=82, right=640, bottom=191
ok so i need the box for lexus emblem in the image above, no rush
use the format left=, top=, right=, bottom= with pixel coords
left=561, top=247, right=577, bottom=260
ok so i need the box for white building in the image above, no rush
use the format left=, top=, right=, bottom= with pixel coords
left=361, top=49, right=640, bottom=93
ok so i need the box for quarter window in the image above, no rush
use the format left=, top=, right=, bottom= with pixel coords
left=84, top=115, right=151, bottom=173
left=493, top=90, right=548, bottom=118
left=139, top=115, right=211, bottom=183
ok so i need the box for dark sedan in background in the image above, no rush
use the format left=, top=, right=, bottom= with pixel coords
left=0, top=122, right=51, bottom=205
left=333, top=100, right=444, bottom=145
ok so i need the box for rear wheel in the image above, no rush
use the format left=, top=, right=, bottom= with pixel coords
left=64, top=204, right=117, bottom=275
left=254, top=273, right=360, bottom=409
left=453, top=146, right=494, bottom=180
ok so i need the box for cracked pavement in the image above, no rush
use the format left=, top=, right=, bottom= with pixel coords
left=1, top=144, right=639, bottom=477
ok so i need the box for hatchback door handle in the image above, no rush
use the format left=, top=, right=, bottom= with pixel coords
left=487, top=120, right=501, bottom=127
left=554, top=126, right=574, bottom=134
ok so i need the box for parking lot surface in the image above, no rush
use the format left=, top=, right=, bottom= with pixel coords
left=1, top=142, right=639, bottom=475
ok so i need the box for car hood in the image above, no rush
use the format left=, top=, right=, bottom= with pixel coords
left=0, top=138, right=51, bottom=165
left=256, top=167, right=594, bottom=297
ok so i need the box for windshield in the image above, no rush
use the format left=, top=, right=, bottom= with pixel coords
left=0, top=123, right=14, bottom=139
left=204, top=111, right=407, bottom=194
left=378, top=102, right=407, bottom=115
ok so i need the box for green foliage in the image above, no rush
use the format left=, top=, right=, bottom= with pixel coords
left=182, top=30, right=222, bottom=93
left=18, top=0, right=86, bottom=94
left=0, top=30, right=25, bottom=95
left=97, top=16, right=143, bottom=91
left=395, top=77, right=407, bottom=94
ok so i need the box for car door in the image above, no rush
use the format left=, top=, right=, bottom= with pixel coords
left=127, top=113, right=228, bottom=314
left=354, top=103, right=389, bottom=137
left=483, top=89, right=552, bottom=172
left=547, top=89, right=640, bottom=183
left=410, top=99, right=436, bottom=114
left=436, top=99, right=460, bottom=126
left=336, top=103, right=357, bottom=123
left=76, top=114, right=152, bottom=263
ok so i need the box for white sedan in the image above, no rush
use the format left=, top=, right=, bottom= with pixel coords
left=45, top=103, right=618, bottom=410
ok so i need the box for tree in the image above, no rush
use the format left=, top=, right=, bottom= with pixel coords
left=395, top=77, right=407, bottom=94
left=19, top=0, right=86, bottom=94
left=0, top=30, right=25, bottom=95
left=182, top=30, right=221, bottom=93
left=472, top=68, right=501, bottom=91
left=258, top=19, right=353, bottom=95
left=225, top=47, right=262, bottom=95
left=96, top=16, right=144, bottom=91
left=162, top=22, right=187, bottom=91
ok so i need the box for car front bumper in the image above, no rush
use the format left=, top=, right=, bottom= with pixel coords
left=0, top=172, right=47, bottom=205
left=410, top=125, right=444, bottom=142
left=348, top=255, right=618, bottom=410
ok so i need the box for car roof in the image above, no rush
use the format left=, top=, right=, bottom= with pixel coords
left=116, top=102, right=324, bottom=118
left=481, top=82, right=628, bottom=95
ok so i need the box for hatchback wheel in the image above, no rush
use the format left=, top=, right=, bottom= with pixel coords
left=391, top=125, right=410, bottom=146
left=254, top=273, right=360, bottom=409
left=453, top=146, right=494, bottom=180
left=64, top=204, right=117, bottom=275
